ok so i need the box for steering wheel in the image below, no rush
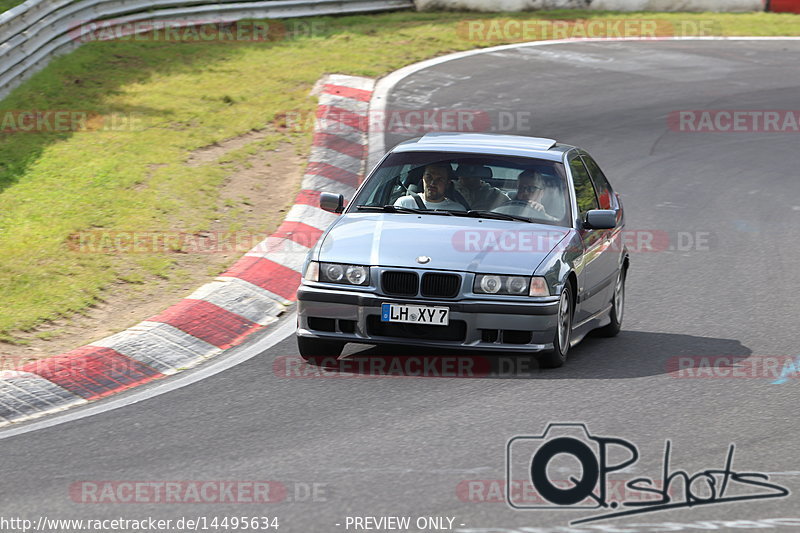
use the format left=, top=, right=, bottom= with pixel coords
left=497, top=200, right=558, bottom=222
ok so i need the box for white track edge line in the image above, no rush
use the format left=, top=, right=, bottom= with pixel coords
left=0, top=314, right=298, bottom=440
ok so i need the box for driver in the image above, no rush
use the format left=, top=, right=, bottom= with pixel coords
left=394, top=163, right=466, bottom=211
left=495, top=169, right=560, bottom=221
left=516, top=169, right=549, bottom=213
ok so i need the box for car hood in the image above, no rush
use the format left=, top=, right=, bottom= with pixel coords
left=317, top=213, right=569, bottom=275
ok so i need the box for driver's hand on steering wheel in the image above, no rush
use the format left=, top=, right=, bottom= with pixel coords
left=527, top=200, right=546, bottom=212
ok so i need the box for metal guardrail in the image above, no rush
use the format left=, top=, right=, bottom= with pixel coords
left=0, top=0, right=414, bottom=101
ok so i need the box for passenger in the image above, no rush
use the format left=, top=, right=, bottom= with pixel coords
left=394, top=163, right=467, bottom=211
left=453, top=164, right=509, bottom=211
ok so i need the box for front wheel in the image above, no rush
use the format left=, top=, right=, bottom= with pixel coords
left=297, top=336, right=344, bottom=364
left=596, top=268, right=625, bottom=338
left=538, top=286, right=573, bottom=369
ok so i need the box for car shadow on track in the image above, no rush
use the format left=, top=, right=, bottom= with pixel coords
left=318, top=331, right=752, bottom=380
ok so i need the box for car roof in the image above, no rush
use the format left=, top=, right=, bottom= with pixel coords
left=390, top=133, right=574, bottom=162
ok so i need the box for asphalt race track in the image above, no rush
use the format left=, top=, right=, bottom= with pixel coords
left=2, top=40, right=800, bottom=532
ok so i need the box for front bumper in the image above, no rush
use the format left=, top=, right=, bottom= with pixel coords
left=296, top=285, right=560, bottom=353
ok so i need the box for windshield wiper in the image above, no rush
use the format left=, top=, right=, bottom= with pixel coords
left=451, top=210, right=532, bottom=222
left=356, top=204, right=425, bottom=214
left=355, top=205, right=454, bottom=216
left=357, top=205, right=530, bottom=221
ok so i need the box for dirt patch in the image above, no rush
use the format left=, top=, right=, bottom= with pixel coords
left=217, top=143, right=302, bottom=232
left=186, top=130, right=273, bottom=167
left=0, top=137, right=305, bottom=367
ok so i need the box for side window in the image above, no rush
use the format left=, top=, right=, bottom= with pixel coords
left=582, top=155, right=613, bottom=210
left=569, top=157, right=599, bottom=217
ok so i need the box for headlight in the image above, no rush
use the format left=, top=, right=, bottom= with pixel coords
left=479, top=275, right=502, bottom=294
left=314, top=261, right=370, bottom=286
left=323, top=263, right=345, bottom=282
left=507, top=276, right=528, bottom=295
left=345, top=265, right=368, bottom=285
left=474, top=275, right=550, bottom=296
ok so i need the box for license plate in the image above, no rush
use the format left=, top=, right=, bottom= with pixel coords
left=381, top=303, right=449, bottom=326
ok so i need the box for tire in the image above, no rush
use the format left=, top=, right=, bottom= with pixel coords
left=297, top=336, right=344, bottom=364
left=596, top=267, right=625, bottom=338
left=538, top=286, right=573, bottom=369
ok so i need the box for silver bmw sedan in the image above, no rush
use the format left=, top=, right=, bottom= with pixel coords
left=296, top=133, right=629, bottom=368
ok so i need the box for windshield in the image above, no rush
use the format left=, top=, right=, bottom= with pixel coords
left=351, top=151, right=571, bottom=227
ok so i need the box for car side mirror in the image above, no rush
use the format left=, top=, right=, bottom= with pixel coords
left=584, top=209, right=617, bottom=230
left=319, top=192, right=344, bottom=214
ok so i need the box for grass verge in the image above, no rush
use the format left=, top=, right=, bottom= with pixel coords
left=0, top=0, right=26, bottom=14
left=1, top=10, right=799, bottom=345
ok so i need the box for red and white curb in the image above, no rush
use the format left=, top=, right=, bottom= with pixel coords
left=0, top=74, right=375, bottom=428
